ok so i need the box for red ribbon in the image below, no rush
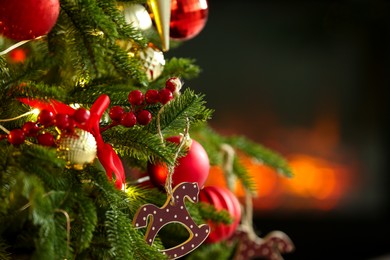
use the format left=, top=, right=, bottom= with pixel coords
left=19, top=94, right=126, bottom=190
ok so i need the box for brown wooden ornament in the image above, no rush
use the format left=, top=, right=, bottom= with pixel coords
left=230, top=227, right=294, bottom=260
left=132, top=182, right=210, bottom=259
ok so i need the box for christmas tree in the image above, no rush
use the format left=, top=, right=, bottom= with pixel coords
left=0, top=0, right=293, bottom=259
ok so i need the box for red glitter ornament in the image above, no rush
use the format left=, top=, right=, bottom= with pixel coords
left=170, top=0, right=209, bottom=40
left=0, top=0, right=60, bottom=40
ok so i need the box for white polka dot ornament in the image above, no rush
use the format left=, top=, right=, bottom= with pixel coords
left=132, top=182, right=210, bottom=259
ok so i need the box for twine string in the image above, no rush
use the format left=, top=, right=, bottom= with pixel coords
left=165, top=117, right=190, bottom=204
left=0, top=36, right=44, bottom=56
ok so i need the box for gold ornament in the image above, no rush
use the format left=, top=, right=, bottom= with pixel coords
left=123, top=4, right=153, bottom=31
left=57, top=129, right=97, bottom=170
left=147, top=0, right=171, bottom=51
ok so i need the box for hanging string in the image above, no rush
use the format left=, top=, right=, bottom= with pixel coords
left=219, top=143, right=257, bottom=239
left=220, top=143, right=237, bottom=191
left=0, top=36, right=44, bottom=56
left=55, top=209, right=71, bottom=260
left=0, top=109, right=39, bottom=122
left=0, top=124, right=10, bottom=134
left=156, top=105, right=166, bottom=144
left=165, top=117, right=190, bottom=204
left=0, top=110, right=40, bottom=145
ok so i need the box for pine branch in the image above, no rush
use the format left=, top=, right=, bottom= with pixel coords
left=102, top=126, right=180, bottom=166
left=186, top=241, right=235, bottom=260
left=0, top=240, right=11, bottom=260
left=227, top=136, right=293, bottom=178
left=149, top=58, right=201, bottom=89
left=148, top=88, right=213, bottom=137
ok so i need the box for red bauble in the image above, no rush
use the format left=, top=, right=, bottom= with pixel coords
left=0, top=0, right=60, bottom=40
left=170, top=0, right=209, bottom=40
left=199, top=186, right=241, bottom=243
left=148, top=136, right=209, bottom=189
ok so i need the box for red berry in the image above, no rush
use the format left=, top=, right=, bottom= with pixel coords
left=37, top=132, right=55, bottom=146
left=165, top=77, right=181, bottom=92
left=128, top=90, right=144, bottom=106
left=137, top=110, right=152, bottom=125
left=22, top=121, right=40, bottom=137
left=73, top=108, right=90, bottom=124
left=7, top=129, right=25, bottom=145
left=65, top=118, right=76, bottom=133
left=145, top=89, right=159, bottom=104
left=37, top=109, right=54, bottom=126
left=54, top=113, right=70, bottom=130
left=109, top=106, right=125, bottom=122
left=158, top=88, right=173, bottom=105
left=120, top=112, right=137, bottom=127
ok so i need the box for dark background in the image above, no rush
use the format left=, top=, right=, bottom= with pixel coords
left=169, top=0, right=389, bottom=259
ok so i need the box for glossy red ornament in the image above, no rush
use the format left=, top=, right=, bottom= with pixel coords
left=147, top=136, right=209, bottom=189
left=170, top=0, right=209, bottom=40
left=0, top=0, right=60, bottom=41
left=199, top=186, right=241, bottom=243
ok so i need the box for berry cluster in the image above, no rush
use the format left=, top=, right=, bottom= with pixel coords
left=109, top=77, right=182, bottom=128
left=3, top=107, right=91, bottom=146
left=2, top=77, right=183, bottom=145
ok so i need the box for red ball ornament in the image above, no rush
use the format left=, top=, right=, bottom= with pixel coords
left=199, top=186, right=241, bottom=243
left=170, top=0, right=209, bottom=40
left=0, top=0, right=60, bottom=41
left=147, top=136, right=209, bottom=189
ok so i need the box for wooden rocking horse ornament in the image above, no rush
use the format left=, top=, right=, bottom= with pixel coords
left=132, top=182, right=210, bottom=259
